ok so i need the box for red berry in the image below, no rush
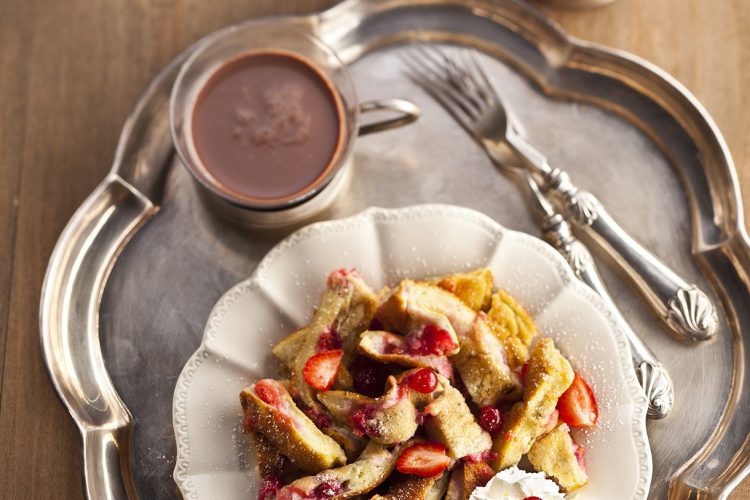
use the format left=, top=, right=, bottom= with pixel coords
left=316, top=328, right=342, bottom=352
left=258, top=476, right=281, bottom=500
left=557, top=373, right=599, bottom=427
left=254, top=379, right=283, bottom=407
left=523, top=497, right=543, bottom=500
left=406, top=368, right=438, bottom=393
left=409, top=324, right=457, bottom=356
left=396, top=442, right=451, bottom=477
left=302, top=350, right=343, bottom=391
left=351, top=355, right=390, bottom=397
left=350, top=406, right=381, bottom=437
left=327, top=268, right=358, bottom=289
left=303, top=407, right=332, bottom=429
left=312, top=480, right=342, bottom=498
left=478, top=406, right=503, bottom=434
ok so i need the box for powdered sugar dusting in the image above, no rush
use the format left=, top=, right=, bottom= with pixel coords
left=173, top=204, right=650, bottom=500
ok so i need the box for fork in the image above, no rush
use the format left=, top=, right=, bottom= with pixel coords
left=401, top=44, right=718, bottom=343
left=402, top=45, right=676, bottom=418
left=523, top=169, right=673, bottom=419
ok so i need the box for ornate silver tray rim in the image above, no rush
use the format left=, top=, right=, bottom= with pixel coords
left=39, top=1, right=750, bottom=499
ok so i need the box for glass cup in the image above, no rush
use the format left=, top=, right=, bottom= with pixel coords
left=170, top=20, right=420, bottom=230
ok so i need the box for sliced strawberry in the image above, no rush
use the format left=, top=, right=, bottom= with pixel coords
left=254, top=379, right=283, bottom=407
left=302, top=349, right=343, bottom=391
left=396, top=442, right=451, bottom=477
left=557, top=372, right=598, bottom=427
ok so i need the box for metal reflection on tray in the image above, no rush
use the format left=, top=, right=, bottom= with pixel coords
left=39, top=1, right=750, bottom=499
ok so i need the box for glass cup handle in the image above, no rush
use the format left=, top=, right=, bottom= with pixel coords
left=358, top=98, right=421, bottom=136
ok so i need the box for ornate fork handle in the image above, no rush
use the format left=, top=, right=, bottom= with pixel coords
left=539, top=205, right=674, bottom=419
left=507, top=133, right=719, bottom=342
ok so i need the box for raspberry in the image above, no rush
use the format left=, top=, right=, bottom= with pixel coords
left=316, top=328, right=342, bottom=352
left=406, top=368, right=438, bottom=393
left=350, top=406, right=381, bottom=437
left=478, top=406, right=503, bottom=434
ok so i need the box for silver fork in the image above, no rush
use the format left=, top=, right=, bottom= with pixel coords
left=401, top=44, right=718, bottom=343
left=402, top=45, right=679, bottom=418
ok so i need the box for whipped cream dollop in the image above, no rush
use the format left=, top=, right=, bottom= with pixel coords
left=469, top=466, right=565, bottom=500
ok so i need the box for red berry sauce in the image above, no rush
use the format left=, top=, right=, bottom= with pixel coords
left=350, top=406, right=381, bottom=437
left=520, top=362, right=529, bottom=385
left=464, top=448, right=497, bottom=464
left=407, top=324, right=457, bottom=356
left=303, top=407, right=332, bottom=429
left=311, top=480, right=343, bottom=498
left=258, top=476, right=281, bottom=500
left=242, top=412, right=255, bottom=434
left=327, top=268, right=359, bottom=289
left=254, top=379, right=283, bottom=407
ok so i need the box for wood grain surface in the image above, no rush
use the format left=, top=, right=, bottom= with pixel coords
left=0, top=0, right=746, bottom=498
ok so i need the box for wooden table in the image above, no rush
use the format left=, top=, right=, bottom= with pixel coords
left=0, top=0, right=747, bottom=498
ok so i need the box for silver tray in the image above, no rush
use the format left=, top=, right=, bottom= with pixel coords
left=40, top=1, right=750, bottom=499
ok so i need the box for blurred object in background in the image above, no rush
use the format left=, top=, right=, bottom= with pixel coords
left=535, top=0, right=616, bottom=9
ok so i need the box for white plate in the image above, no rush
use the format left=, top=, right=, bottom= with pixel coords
left=173, top=204, right=651, bottom=499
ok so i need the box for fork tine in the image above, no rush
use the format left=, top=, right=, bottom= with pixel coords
left=400, top=60, right=475, bottom=129
left=410, top=45, right=488, bottom=116
left=400, top=48, right=482, bottom=123
left=466, top=49, right=501, bottom=106
left=419, top=44, right=488, bottom=112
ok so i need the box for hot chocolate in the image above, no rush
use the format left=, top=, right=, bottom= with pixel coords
left=191, top=50, right=345, bottom=205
